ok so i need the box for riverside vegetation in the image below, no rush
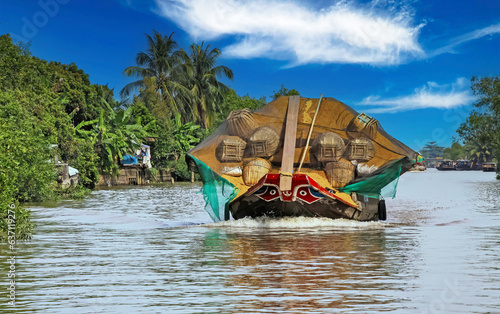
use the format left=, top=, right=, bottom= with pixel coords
left=0, top=31, right=264, bottom=240
left=1, top=31, right=498, bottom=240
left=419, top=76, right=499, bottom=171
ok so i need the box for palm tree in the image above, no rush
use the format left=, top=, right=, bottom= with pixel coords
left=120, top=30, right=192, bottom=122
left=465, top=141, right=492, bottom=165
left=181, top=42, right=233, bottom=129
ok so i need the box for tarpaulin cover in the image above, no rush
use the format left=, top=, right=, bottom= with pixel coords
left=188, top=96, right=417, bottom=221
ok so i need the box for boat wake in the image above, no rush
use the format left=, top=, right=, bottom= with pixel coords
left=205, top=216, right=385, bottom=230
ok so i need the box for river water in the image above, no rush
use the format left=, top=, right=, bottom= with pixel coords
left=1, top=169, right=499, bottom=313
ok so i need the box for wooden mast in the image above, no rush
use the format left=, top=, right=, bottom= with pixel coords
left=279, top=95, right=300, bottom=191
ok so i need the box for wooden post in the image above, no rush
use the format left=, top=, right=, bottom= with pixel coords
left=279, top=95, right=300, bottom=191
left=191, top=170, right=195, bottom=183
left=297, top=94, right=323, bottom=173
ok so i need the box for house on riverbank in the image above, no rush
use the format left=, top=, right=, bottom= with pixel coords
left=97, top=143, right=172, bottom=186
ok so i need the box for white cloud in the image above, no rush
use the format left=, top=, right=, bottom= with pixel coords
left=154, top=0, right=425, bottom=66
left=429, top=22, right=500, bottom=57
left=357, top=77, right=476, bottom=113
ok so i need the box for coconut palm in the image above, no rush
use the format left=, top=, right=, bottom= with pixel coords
left=120, top=30, right=192, bottom=122
left=181, top=42, right=233, bottom=129
left=465, top=141, right=492, bottom=165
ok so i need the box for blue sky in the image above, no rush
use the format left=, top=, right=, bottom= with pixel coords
left=1, top=0, right=499, bottom=151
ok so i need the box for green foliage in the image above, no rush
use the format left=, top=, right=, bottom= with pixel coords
left=0, top=91, right=55, bottom=239
left=128, top=100, right=158, bottom=133
left=0, top=33, right=124, bottom=239
left=211, top=89, right=267, bottom=131
left=442, top=142, right=466, bottom=161
left=270, top=84, right=300, bottom=100
left=0, top=34, right=119, bottom=190
left=121, top=30, right=193, bottom=124
left=0, top=92, right=55, bottom=202
left=53, top=185, right=92, bottom=199
left=151, top=114, right=204, bottom=180
left=166, top=154, right=191, bottom=181
left=122, top=31, right=234, bottom=129
left=182, top=42, right=234, bottom=129
left=65, top=138, right=100, bottom=189
left=420, top=141, right=445, bottom=159
left=76, top=105, right=154, bottom=175
left=457, top=75, right=499, bottom=176
left=0, top=201, right=33, bottom=241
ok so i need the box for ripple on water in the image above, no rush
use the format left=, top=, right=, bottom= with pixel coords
left=2, top=171, right=499, bottom=313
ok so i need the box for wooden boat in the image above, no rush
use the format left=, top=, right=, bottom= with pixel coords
left=482, top=162, right=497, bottom=172
left=409, top=155, right=425, bottom=172
left=188, top=96, right=418, bottom=222
left=456, top=159, right=473, bottom=171
left=437, top=159, right=455, bottom=171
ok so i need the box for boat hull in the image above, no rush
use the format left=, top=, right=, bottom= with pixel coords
left=229, top=174, right=381, bottom=221
left=230, top=195, right=380, bottom=221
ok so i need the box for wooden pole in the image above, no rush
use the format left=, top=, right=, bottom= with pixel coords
left=297, top=94, right=323, bottom=173
left=279, top=95, right=300, bottom=191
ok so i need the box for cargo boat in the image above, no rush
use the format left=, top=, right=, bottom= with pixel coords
left=188, top=96, right=418, bottom=222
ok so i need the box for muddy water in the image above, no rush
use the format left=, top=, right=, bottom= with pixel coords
left=1, top=169, right=499, bottom=313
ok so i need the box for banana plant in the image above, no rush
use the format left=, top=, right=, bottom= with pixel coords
left=75, top=105, right=155, bottom=175
left=172, top=113, right=200, bottom=152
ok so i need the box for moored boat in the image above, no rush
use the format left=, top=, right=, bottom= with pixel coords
left=437, top=159, right=455, bottom=171
left=456, top=159, right=473, bottom=171
left=188, top=96, right=418, bottom=222
left=409, top=155, right=425, bottom=172
left=482, top=162, right=497, bottom=172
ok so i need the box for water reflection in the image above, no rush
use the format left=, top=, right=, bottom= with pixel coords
left=200, top=222, right=421, bottom=313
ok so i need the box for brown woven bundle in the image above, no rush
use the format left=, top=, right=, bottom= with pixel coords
left=324, top=159, right=355, bottom=188
left=247, top=126, right=279, bottom=157
left=346, top=113, right=379, bottom=139
left=311, top=132, right=346, bottom=163
left=215, top=136, right=247, bottom=162
left=242, top=158, right=272, bottom=186
left=227, top=108, right=258, bottom=139
left=346, top=138, right=376, bottom=161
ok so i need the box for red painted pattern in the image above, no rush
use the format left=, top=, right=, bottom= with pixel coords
left=245, top=174, right=356, bottom=208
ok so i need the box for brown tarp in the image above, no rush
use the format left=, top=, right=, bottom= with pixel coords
left=188, top=96, right=417, bottom=202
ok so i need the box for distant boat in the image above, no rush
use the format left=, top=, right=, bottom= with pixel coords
left=409, top=155, right=425, bottom=172
left=437, top=159, right=455, bottom=171
left=482, top=162, right=497, bottom=172
left=456, top=160, right=473, bottom=171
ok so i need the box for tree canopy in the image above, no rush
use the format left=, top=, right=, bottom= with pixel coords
left=420, top=141, right=445, bottom=159
left=121, top=31, right=233, bottom=129
left=457, top=75, right=499, bottom=176
left=0, top=34, right=151, bottom=239
left=270, top=84, right=300, bottom=100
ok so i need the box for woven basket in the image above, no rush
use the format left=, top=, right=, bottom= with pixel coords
left=312, top=132, right=346, bottom=163
left=227, top=108, right=258, bottom=139
left=324, top=160, right=355, bottom=188
left=346, top=138, right=376, bottom=162
left=216, top=136, right=247, bottom=162
left=247, top=126, right=279, bottom=158
left=242, top=158, right=272, bottom=186
left=346, top=113, right=379, bottom=139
